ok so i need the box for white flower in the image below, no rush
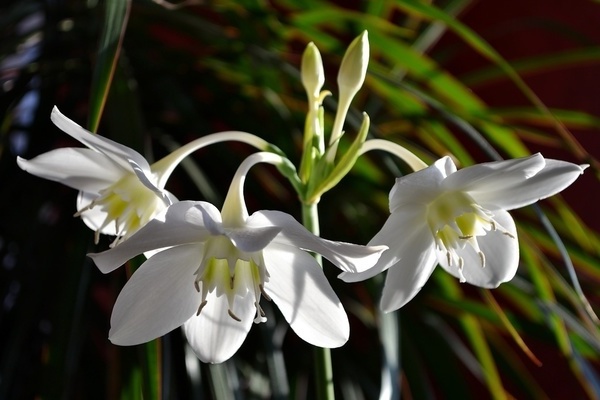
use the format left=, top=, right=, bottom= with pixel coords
left=17, top=106, right=175, bottom=245
left=89, top=152, right=386, bottom=363
left=340, top=153, right=587, bottom=312
left=17, top=106, right=276, bottom=246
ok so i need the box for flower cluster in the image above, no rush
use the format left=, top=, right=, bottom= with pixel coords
left=17, top=32, right=587, bottom=364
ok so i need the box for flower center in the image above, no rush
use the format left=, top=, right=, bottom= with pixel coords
left=426, top=191, right=514, bottom=282
left=193, top=236, right=270, bottom=324
left=75, top=173, right=168, bottom=246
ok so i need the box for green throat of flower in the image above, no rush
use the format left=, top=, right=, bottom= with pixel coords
left=75, top=173, right=167, bottom=246
left=426, top=191, right=515, bottom=282
left=194, top=236, right=270, bottom=324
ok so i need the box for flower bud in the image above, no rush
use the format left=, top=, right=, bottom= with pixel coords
left=301, top=42, right=325, bottom=99
left=337, top=31, right=369, bottom=96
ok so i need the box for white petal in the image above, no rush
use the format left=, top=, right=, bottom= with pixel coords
left=262, top=244, right=349, bottom=348
left=376, top=224, right=438, bottom=312
left=225, top=226, right=282, bottom=252
left=89, top=201, right=215, bottom=273
left=51, top=106, right=151, bottom=174
left=183, top=287, right=255, bottom=363
left=109, top=244, right=201, bottom=345
left=339, top=205, right=429, bottom=283
left=442, top=153, right=545, bottom=193
left=438, top=210, right=519, bottom=287
left=247, top=211, right=386, bottom=273
left=388, top=157, right=450, bottom=213
left=184, top=202, right=223, bottom=234
left=76, top=191, right=175, bottom=239
left=76, top=191, right=118, bottom=236
left=379, top=255, right=437, bottom=313
left=16, top=149, right=123, bottom=192
left=469, top=159, right=587, bottom=211
left=128, top=158, right=171, bottom=202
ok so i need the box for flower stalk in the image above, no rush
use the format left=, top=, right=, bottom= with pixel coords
left=301, top=201, right=334, bottom=400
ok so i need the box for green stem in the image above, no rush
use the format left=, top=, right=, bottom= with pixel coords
left=301, top=202, right=334, bottom=400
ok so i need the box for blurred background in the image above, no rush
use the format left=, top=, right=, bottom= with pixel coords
left=1, top=0, right=599, bottom=398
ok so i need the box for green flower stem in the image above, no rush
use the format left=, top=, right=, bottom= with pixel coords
left=152, top=131, right=285, bottom=188
left=359, top=139, right=428, bottom=171
left=324, top=94, right=353, bottom=165
left=301, top=202, right=334, bottom=400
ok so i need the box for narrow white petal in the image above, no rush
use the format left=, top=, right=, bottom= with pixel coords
left=388, top=158, right=449, bottom=213
left=247, top=210, right=386, bottom=273
left=339, top=206, right=429, bottom=283
left=450, top=155, right=549, bottom=198
left=225, top=226, right=282, bottom=252
left=469, top=159, right=587, bottom=210
left=442, top=153, right=546, bottom=193
left=380, top=246, right=437, bottom=312
left=360, top=214, right=436, bottom=312
left=183, top=289, right=255, bottom=363
left=438, top=210, right=519, bottom=287
left=50, top=106, right=151, bottom=174
left=109, top=244, right=201, bottom=345
left=89, top=201, right=214, bottom=273
left=263, top=244, right=349, bottom=348
left=17, top=149, right=123, bottom=192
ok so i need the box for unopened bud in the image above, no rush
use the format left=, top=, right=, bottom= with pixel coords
left=301, top=42, right=325, bottom=99
left=337, top=31, right=369, bottom=96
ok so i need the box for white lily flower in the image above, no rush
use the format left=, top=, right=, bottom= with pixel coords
left=17, top=106, right=275, bottom=246
left=89, top=152, right=387, bottom=363
left=340, top=153, right=587, bottom=312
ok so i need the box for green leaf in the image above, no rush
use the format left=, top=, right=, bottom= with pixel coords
left=88, top=0, right=131, bottom=132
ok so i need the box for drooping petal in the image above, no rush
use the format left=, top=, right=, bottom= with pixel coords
left=108, top=244, right=201, bottom=345
left=442, top=153, right=545, bottom=193
left=339, top=205, right=429, bottom=283
left=183, top=286, right=255, bottom=363
left=469, top=159, right=587, bottom=211
left=89, top=201, right=215, bottom=273
left=50, top=106, right=151, bottom=174
left=388, top=157, right=451, bottom=213
left=262, top=244, right=349, bottom=348
left=17, top=148, right=123, bottom=192
left=247, top=210, right=386, bottom=273
left=375, top=222, right=438, bottom=312
left=225, top=226, right=282, bottom=253
left=380, top=245, right=437, bottom=312
left=438, top=210, right=519, bottom=288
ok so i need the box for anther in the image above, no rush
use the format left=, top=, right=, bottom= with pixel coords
left=457, top=257, right=466, bottom=283
left=196, top=300, right=207, bottom=316
left=228, top=309, right=242, bottom=322
left=194, top=281, right=200, bottom=292
left=259, top=284, right=271, bottom=301
left=478, top=251, right=486, bottom=268
left=94, top=230, right=100, bottom=245
left=230, top=275, right=235, bottom=290
left=446, top=251, right=452, bottom=266
left=255, top=302, right=266, bottom=318
left=73, top=201, right=95, bottom=217
left=459, top=235, right=473, bottom=240
left=502, top=230, right=515, bottom=239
